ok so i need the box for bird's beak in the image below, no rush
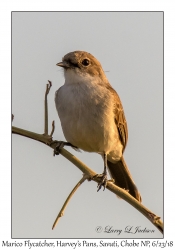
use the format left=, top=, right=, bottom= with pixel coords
left=56, top=61, right=70, bottom=69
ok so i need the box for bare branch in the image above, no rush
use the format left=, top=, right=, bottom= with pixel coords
left=12, top=82, right=163, bottom=234
left=52, top=174, right=89, bottom=230
left=50, top=120, right=55, bottom=137
left=44, top=80, right=52, bottom=135
left=12, top=125, right=163, bottom=234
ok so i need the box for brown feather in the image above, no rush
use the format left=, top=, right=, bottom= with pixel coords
left=105, top=85, right=141, bottom=202
left=107, top=157, right=142, bottom=202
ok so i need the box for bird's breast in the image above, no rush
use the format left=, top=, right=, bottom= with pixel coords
left=55, top=81, right=119, bottom=153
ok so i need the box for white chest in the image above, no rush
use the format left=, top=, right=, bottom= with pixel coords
left=55, top=80, right=119, bottom=153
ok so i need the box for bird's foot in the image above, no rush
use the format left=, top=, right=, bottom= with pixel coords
left=52, top=141, right=78, bottom=156
left=95, top=171, right=108, bottom=191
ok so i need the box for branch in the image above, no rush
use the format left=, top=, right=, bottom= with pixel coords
left=12, top=81, right=163, bottom=234
left=44, top=81, right=52, bottom=135
left=52, top=174, right=89, bottom=230
left=12, top=125, right=163, bottom=234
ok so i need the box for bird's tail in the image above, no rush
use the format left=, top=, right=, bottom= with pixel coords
left=107, top=156, right=142, bottom=202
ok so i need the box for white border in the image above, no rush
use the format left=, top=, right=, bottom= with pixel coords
left=1, top=0, right=175, bottom=247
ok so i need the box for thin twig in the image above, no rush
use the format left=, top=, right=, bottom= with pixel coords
left=50, top=120, right=55, bottom=137
left=52, top=174, right=89, bottom=230
left=44, top=80, right=52, bottom=135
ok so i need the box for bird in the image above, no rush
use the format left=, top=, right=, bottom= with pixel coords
left=55, top=50, right=141, bottom=202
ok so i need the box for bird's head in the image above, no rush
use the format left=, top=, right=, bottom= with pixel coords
left=56, top=51, right=107, bottom=84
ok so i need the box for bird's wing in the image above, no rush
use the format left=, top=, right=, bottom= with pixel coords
left=106, top=85, right=128, bottom=151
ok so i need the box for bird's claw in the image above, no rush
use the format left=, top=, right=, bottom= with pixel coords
left=53, top=141, right=66, bottom=156
left=52, top=141, right=79, bottom=156
left=95, top=172, right=108, bottom=191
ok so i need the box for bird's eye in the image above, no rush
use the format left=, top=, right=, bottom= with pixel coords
left=82, top=59, right=90, bottom=66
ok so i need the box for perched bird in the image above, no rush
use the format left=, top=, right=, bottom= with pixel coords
left=55, top=51, right=141, bottom=202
